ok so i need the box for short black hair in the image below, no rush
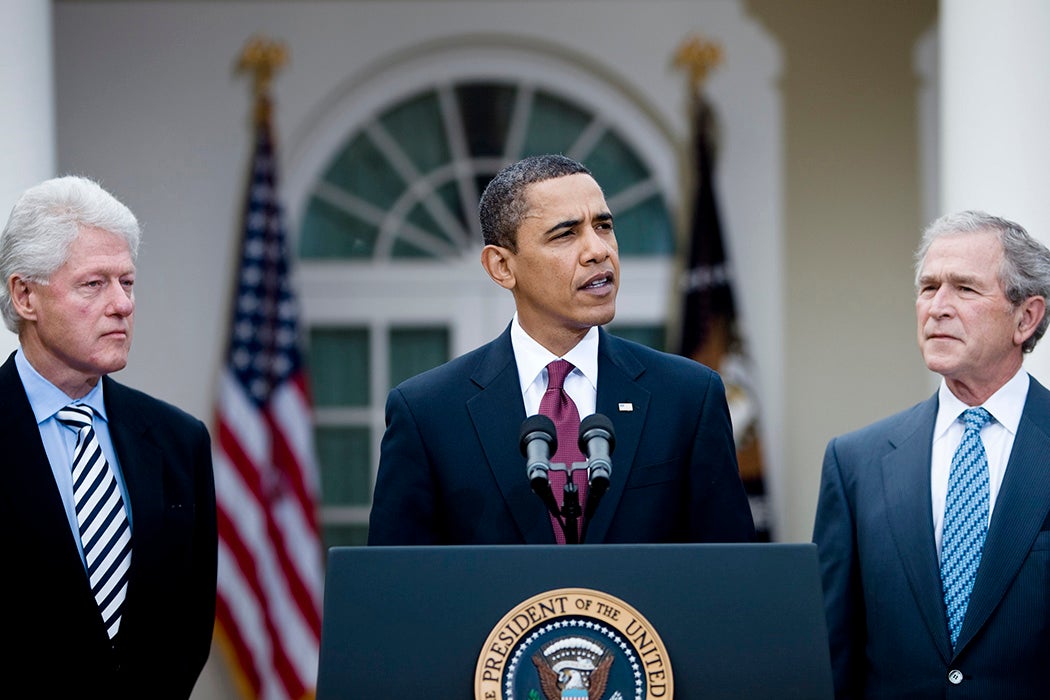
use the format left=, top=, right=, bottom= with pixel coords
left=478, top=154, right=591, bottom=250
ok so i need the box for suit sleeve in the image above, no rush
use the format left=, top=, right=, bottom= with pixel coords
left=185, top=418, right=218, bottom=692
left=813, top=437, right=865, bottom=699
left=368, top=387, right=441, bottom=545
left=688, top=372, right=757, bottom=542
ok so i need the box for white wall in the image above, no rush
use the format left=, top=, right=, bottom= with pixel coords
left=1, top=0, right=55, bottom=359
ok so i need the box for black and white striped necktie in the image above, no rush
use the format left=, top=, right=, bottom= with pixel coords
left=57, top=405, right=132, bottom=639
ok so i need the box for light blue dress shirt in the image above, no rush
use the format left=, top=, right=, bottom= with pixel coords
left=15, top=348, right=133, bottom=569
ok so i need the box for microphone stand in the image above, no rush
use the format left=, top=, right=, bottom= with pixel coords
left=536, top=461, right=588, bottom=544
left=579, top=479, right=608, bottom=544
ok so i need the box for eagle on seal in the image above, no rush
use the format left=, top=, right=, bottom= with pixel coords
left=532, top=647, right=612, bottom=700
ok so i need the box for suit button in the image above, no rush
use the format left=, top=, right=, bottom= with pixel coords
left=948, top=669, right=964, bottom=685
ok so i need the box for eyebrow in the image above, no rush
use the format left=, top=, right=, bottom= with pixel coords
left=544, top=211, right=614, bottom=235
left=918, top=271, right=982, bottom=287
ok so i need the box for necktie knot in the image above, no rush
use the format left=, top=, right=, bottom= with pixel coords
left=961, top=406, right=992, bottom=432
left=57, top=404, right=94, bottom=431
left=545, top=359, right=574, bottom=392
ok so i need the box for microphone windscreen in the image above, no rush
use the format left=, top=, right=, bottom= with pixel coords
left=519, top=414, right=557, bottom=456
left=578, top=413, right=615, bottom=453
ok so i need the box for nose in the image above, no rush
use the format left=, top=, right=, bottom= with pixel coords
left=581, top=226, right=613, bottom=264
left=926, top=285, right=954, bottom=318
left=107, top=282, right=135, bottom=317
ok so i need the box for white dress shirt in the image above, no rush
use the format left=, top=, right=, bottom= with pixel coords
left=931, top=368, right=1028, bottom=557
left=510, top=314, right=598, bottom=419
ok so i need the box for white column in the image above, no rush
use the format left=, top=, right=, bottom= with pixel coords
left=0, top=1, right=55, bottom=356
left=940, top=0, right=1050, bottom=382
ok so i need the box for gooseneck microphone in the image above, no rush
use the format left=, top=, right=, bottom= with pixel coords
left=579, top=413, right=615, bottom=531
left=519, top=415, right=559, bottom=515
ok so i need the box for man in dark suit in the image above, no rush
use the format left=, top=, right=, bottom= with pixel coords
left=814, top=211, right=1050, bottom=699
left=368, top=154, right=755, bottom=545
left=0, top=176, right=217, bottom=698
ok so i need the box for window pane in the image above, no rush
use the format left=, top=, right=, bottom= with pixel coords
left=324, top=134, right=403, bottom=210
left=380, top=91, right=449, bottom=173
left=456, top=82, right=516, bottom=158
left=435, top=180, right=470, bottom=233
left=316, top=426, right=372, bottom=506
left=323, top=524, right=369, bottom=548
left=309, top=327, right=370, bottom=407
left=523, top=92, right=590, bottom=157
left=405, top=201, right=459, bottom=250
left=613, top=194, right=676, bottom=256
left=389, top=327, right=450, bottom=386
left=300, top=196, right=378, bottom=259
left=585, top=131, right=648, bottom=199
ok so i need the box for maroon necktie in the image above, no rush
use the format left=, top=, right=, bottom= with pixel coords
left=538, top=359, right=588, bottom=543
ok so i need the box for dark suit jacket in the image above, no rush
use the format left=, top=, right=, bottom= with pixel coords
left=814, top=377, right=1050, bottom=699
left=368, top=326, right=755, bottom=544
left=0, top=353, right=217, bottom=699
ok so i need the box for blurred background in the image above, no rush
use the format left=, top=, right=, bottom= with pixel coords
left=4, top=1, right=1049, bottom=698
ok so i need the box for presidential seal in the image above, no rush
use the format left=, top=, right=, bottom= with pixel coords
left=475, top=588, right=673, bottom=700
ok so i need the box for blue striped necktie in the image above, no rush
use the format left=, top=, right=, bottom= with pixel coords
left=940, top=406, right=992, bottom=650
left=57, top=405, right=132, bottom=640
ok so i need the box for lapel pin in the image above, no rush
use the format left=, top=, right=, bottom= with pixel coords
left=618, top=403, right=634, bottom=412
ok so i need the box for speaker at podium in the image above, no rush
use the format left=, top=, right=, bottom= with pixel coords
left=317, top=543, right=833, bottom=699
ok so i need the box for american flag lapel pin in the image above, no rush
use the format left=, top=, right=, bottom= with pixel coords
left=618, top=402, right=634, bottom=412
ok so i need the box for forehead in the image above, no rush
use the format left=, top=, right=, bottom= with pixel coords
left=57, top=226, right=135, bottom=273
left=921, top=230, right=1002, bottom=274
left=522, top=173, right=608, bottom=217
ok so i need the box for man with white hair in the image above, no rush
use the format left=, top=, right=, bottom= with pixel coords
left=0, top=176, right=217, bottom=698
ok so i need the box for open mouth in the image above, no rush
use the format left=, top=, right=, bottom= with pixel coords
left=581, top=272, right=614, bottom=290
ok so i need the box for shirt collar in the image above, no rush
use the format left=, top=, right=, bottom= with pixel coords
left=510, top=314, right=599, bottom=393
left=934, top=367, right=1028, bottom=438
left=14, top=347, right=108, bottom=424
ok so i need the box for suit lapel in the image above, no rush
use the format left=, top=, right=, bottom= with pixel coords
left=103, top=378, right=165, bottom=607
left=583, top=330, right=648, bottom=543
left=0, top=354, right=89, bottom=578
left=880, top=395, right=953, bottom=660
left=466, top=330, right=550, bottom=542
left=958, top=377, right=1050, bottom=651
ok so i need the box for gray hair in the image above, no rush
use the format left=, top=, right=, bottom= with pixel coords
left=478, top=154, right=592, bottom=250
left=0, top=175, right=140, bottom=333
left=915, top=210, right=1050, bottom=353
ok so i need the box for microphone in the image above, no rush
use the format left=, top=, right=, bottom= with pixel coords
left=579, top=414, right=615, bottom=537
left=578, top=413, right=615, bottom=490
left=519, top=415, right=558, bottom=504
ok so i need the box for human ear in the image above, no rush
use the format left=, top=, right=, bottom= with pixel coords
left=8, top=275, right=37, bottom=322
left=480, top=245, right=515, bottom=291
left=1015, top=295, right=1046, bottom=345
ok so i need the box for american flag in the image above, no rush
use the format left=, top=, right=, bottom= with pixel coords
left=213, top=109, right=323, bottom=699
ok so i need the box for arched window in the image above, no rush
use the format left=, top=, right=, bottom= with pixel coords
left=286, top=41, right=680, bottom=546
left=299, top=82, right=674, bottom=260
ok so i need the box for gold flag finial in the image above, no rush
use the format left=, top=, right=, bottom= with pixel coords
left=236, top=36, right=288, bottom=124
left=673, top=33, right=723, bottom=90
